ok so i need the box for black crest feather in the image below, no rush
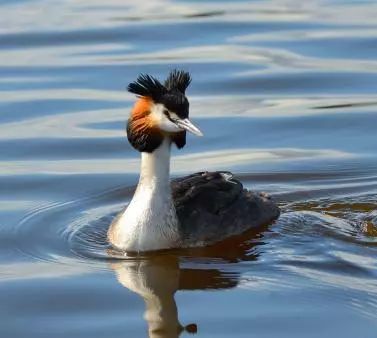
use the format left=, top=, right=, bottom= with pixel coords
left=127, top=74, right=167, bottom=101
left=127, top=70, right=192, bottom=152
left=164, top=69, right=191, bottom=93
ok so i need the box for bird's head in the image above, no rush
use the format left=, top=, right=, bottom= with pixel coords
left=126, top=70, right=202, bottom=153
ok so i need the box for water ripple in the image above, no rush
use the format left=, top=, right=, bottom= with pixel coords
left=1, top=0, right=377, bottom=336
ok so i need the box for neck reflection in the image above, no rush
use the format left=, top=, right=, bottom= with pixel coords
left=111, top=256, right=194, bottom=338
left=110, top=229, right=263, bottom=338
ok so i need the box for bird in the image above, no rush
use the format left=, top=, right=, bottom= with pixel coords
left=107, top=70, right=280, bottom=252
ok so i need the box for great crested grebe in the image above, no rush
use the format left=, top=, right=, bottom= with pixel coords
left=108, top=70, right=280, bottom=252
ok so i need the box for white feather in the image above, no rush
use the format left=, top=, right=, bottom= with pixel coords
left=150, top=103, right=183, bottom=133
left=108, top=138, right=180, bottom=251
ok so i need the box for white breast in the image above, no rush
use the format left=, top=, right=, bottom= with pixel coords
left=108, top=138, right=181, bottom=252
left=109, top=183, right=180, bottom=252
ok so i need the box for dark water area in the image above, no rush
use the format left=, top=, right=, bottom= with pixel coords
left=1, top=0, right=377, bottom=337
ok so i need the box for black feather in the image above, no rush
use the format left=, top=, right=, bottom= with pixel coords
left=126, top=119, right=164, bottom=153
left=171, top=131, right=186, bottom=149
left=171, top=172, right=280, bottom=246
left=127, top=70, right=192, bottom=151
left=160, top=93, right=189, bottom=119
left=127, top=74, right=167, bottom=101
left=164, top=69, right=191, bottom=93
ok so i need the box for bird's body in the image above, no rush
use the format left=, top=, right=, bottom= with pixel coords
left=172, top=171, right=279, bottom=248
left=108, top=70, right=280, bottom=252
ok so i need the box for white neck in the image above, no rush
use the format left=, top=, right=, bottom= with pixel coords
left=138, top=137, right=171, bottom=191
left=108, top=138, right=180, bottom=252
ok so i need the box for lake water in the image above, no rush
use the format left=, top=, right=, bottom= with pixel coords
left=1, top=0, right=377, bottom=337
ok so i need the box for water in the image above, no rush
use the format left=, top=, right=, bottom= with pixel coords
left=1, top=0, right=377, bottom=337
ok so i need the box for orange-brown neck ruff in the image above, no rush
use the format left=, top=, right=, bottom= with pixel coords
left=130, top=97, right=155, bottom=131
left=127, top=97, right=164, bottom=153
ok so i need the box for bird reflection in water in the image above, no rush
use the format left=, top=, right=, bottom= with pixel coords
left=111, top=256, right=196, bottom=338
left=109, top=226, right=264, bottom=338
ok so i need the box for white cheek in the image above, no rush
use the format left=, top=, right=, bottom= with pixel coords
left=159, top=119, right=182, bottom=133
left=150, top=104, right=183, bottom=133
